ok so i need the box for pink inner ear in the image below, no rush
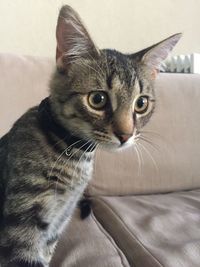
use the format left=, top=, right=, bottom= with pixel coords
left=151, top=69, right=159, bottom=80
left=56, top=47, right=62, bottom=61
left=56, top=17, right=67, bottom=62
left=55, top=7, right=100, bottom=67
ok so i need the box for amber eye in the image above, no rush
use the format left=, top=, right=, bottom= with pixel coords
left=88, top=91, right=107, bottom=110
left=134, top=95, right=149, bottom=114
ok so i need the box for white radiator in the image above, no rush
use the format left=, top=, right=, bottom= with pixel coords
left=162, top=53, right=200, bottom=74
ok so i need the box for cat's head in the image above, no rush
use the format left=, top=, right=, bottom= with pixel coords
left=50, top=5, right=181, bottom=149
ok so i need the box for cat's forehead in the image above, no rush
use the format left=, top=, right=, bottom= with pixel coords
left=96, top=49, right=137, bottom=95
left=69, top=49, right=140, bottom=96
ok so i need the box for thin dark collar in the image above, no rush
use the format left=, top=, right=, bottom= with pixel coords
left=38, top=97, right=96, bottom=152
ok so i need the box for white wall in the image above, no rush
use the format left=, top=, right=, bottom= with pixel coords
left=0, top=0, right=199, bottom=58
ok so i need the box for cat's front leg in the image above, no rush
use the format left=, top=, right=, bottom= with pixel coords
left=43, top=235, right=59, bottom=264
left=0, top=226, right=49, bottom=267
left=0, top=259, right=48, bottom=267
left=0, top=193, right=55, bottom=267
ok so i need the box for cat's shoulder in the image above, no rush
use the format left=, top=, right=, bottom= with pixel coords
left=5, top=105, right=43, bottom=146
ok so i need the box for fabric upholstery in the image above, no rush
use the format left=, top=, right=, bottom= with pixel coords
left=50, top=209, right=130, bottom=267
left=87, top=73, right=200, bottom=195
left=91, top=190, right=200, bottom=267
left=0, top=53, right=52, bottom=136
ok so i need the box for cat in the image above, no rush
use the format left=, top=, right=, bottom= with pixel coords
left=0, top=5, right=181, bottom=267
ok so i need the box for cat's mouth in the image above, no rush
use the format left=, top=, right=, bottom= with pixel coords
left=72, top=128, right=137, bottom=151
left=92, top=131, right=135, bottom=150
left=93, top=127, right=139, bottom=148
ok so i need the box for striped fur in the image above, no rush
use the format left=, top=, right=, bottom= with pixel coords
left=0, top=5, right=181, bottom=267
left=0, top=107, right=95, bottom=267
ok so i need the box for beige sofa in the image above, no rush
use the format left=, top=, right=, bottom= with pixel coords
left=1, top=53, right=200, bottom=267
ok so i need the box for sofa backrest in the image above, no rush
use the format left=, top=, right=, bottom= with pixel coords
left=1, top=54, right=200, bottom=195
left=0, top=53, right=53, bottom=136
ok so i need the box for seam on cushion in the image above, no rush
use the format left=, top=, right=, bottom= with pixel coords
left=91, top=211, right=131, bottom=267
left=95, top=198, right=164, bottom=267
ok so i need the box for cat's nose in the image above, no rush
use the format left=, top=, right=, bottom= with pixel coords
left=114, top=133, right=132, bottom=144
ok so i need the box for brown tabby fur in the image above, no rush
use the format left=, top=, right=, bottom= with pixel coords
left=0, top=5, right=181, bottom=267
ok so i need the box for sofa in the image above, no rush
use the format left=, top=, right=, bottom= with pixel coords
left=0, top=53, right=200, bottom=267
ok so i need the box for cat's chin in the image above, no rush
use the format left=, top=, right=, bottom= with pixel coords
left=98, top=138, right=134, bottom=152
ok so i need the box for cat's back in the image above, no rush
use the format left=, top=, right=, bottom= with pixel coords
left=0, top=106, right=48, bottom=175
left=0, top=106, right=50, bottom=219
left=0, top=133, right=8, bottom=175
left=0, top=106, right=40, bottom=182
left=0, top=133, right=9, bottom=222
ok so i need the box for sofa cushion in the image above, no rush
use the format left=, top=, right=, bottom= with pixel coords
left=50, top=209, right=130, bottom=267
left=92, top=190, right=200, bottom=267
left=87, top=73, right=200, bottom=195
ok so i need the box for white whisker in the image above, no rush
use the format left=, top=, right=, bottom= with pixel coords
left=137, top=141, right=159, bottom=176
left=140, top=130, right=166, bottom=142
left=133, top=142, right=143, bottom=178
left=73, top=59, right=104, bottom=81
left=85, top=52, right=105, bottom=77
left=59, top=139, right=92, bottom=179
left=139, top=135, right=160, bottom=152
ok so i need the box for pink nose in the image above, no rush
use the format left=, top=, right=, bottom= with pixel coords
left=114, top=133, right=132, bottom=144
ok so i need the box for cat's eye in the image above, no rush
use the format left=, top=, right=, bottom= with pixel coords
left=134, top=95, right=149, bottom=114
left=88, top=91, right=108, bottom=110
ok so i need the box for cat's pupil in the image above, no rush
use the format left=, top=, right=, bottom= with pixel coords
left=88, top=91, right=107, bottom=109
left=137, top=97, right=145, bottom=108
left=93, top=93, right=105, bottom=104
left=134, top=95, right=149, bottom=114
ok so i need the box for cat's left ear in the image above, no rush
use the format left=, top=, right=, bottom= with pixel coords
left=56, top=5, right=100, bottom=69
left=133, top=33, right=182, bottom=79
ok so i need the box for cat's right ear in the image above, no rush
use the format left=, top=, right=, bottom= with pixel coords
left=131, top=33, right=182, bottom=79
left=56, top=5, right=100, bottom=69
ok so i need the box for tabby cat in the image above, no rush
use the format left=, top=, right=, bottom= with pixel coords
left=0, top=5, right=181, bottom=267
